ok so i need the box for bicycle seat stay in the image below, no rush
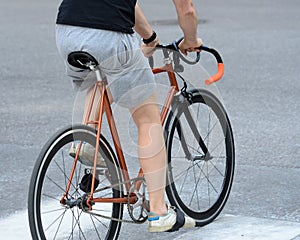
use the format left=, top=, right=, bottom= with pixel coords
left=68, top=51, right=99, bottom=70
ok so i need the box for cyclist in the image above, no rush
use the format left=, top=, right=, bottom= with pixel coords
left=56, top=0, right=202, bottom=233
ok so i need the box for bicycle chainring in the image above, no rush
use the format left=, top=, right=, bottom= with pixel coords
left=126, top=178, right=149, bottom=224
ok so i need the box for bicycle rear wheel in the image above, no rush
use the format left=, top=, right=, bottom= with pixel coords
left=165, top=89, right=235, bottom=226
left=28, top=124, right=123, bottom=240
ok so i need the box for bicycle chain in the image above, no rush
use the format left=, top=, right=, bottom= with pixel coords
left=83, top=208, right=137, bottom=224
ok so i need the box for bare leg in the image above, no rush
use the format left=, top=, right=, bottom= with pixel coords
left=130, top=94, right=168, bottom=216
left=83, top=87, right=167, bottom=215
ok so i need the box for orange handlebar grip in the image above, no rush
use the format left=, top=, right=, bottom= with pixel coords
left=205, top=63, right=225, bottom=85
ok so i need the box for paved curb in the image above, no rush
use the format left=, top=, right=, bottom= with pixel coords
left=174, top=215, right=300, bottom=240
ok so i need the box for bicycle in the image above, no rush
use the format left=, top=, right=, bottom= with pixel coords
left=28, top=39, right=235, bottom=239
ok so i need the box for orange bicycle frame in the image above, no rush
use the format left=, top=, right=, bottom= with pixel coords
left=61, top=61, right=178, bottom=209
left=61, top=44, right=224, bottom=209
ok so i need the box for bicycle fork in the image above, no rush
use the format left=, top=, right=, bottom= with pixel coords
left=173, top=92, right=212, bottom=162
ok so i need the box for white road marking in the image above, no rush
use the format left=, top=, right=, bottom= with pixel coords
left=176, top=214, right=300, bottom=240
left=1, top=212, right=300, bottom=239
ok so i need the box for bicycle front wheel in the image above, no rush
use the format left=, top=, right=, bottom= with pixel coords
left=28, top=125, right=123, bottom=240
left=165, top=89, right=235, bottom=226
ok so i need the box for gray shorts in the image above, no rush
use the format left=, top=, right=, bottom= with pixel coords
left=55, top=24, right=156, bottom=109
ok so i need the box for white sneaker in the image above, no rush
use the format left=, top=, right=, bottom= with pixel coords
left=69, top=141, right=106, bottom=168
left=148, top=207, right=195, bottom=232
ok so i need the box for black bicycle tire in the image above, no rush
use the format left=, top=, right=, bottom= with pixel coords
left=165, top=89, right=235, bottom=226
left=28, top=124, right=123, bottom=240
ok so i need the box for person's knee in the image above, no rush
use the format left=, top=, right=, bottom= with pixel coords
left=131, top=103, right=161, bottom=127
left=135, top=110, right=160, bottom=126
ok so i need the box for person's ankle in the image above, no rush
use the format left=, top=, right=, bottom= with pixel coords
left=149, top=205, right=168, bottom=216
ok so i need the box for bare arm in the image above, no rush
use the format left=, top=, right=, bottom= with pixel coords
left=134, top=4, right=153, bottom=39
left=173, top=0, right=202, bottom=54
left=134, top=4, right=159, bottom=57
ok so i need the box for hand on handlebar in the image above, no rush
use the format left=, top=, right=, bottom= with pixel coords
left=151, top=38, right=224, bottom=85
left=178, top=38, right=203, bottom=55
left=141, top=36, right=160, bottom=58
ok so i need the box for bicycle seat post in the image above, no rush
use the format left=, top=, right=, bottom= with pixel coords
left=94, top=68, right=102, bottom=82
left=84, top=62, right=102, bottom=82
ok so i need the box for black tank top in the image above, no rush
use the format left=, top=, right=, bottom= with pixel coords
left=56, top=0, right=137, bottom=34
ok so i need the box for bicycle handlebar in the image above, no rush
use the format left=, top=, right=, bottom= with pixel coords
left=154, top=40, right=225, bottom=85
left=199, top=46, right=224, bottom=85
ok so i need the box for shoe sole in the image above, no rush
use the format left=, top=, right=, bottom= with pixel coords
left=148, top=218, right=195, bottom=233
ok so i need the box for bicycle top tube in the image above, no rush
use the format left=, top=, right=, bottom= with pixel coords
left=151, top=38, right=225, bottom=85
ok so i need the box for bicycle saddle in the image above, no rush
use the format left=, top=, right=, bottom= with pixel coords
left=67, top=51, right=99, bottom=70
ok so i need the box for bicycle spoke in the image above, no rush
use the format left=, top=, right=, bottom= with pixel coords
left=68, top=209, right=87, bottom=240
left=90, top=215, right=102, bottom=239
left=189, top=104, right=203, bottom=153
left=208, top=137, right=226, bottom=156
left=75, top=159, right=82, bottom=189
left=196, top=161, right=219, bottom=194
left=96, top=191, right=114, bottom=199
left=46, top=175, right=68, bottom=194
left=42, top=207, right=66, bottom=215
left=178, top=162, right=190, bottom=195
left=189, top=161, right=202, bottom=209
left=91, top=213, right=110, bottom=229
left=45, top=208, right=67, bottom=232
left=61, top=150, right=68, bottom=190
left=76, top=208, right=86, bottom=240
left=172, top=156, right=191, bottom=159
left=68, top=209, right=76, bottom=240
left=203, top=122, right=219, bottom=149
left=206, top=108, right=212, bottom=149
left=69, top=188, right=81, bottom=199
left=209, top=149, right=226, bottom=178
left=172, top=160, right=199, bottom=182
left=190, top=161, right=214, bottom=208
left=53, top=158, right=78, bottom=192
left=173, top=135, right=204, bottom=156
left=42, top=193, right=61, bottom=202
left=53, top=208, right=67, bottom=240
left=209, top=160, right=225, bottom=178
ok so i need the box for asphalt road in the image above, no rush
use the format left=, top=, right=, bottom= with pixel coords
left=0, top=0, right=299, bottom=239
